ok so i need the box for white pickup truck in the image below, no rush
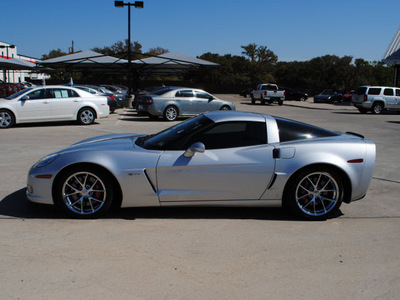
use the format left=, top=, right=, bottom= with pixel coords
left=251, top=84, right=285, bottom=105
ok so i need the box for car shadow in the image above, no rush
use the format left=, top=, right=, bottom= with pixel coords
left=14, top=121, right=101, bottom=128
left=0, top=188, right=342, bottom=221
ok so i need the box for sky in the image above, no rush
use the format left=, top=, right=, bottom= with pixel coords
left=1, top=0, right=399, bottom=62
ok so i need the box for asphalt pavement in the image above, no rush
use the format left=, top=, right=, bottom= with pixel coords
left=0, top=95, right=399, bottom=300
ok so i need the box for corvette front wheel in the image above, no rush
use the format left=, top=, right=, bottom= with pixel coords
left=284, top=167, right=344, bottom=220
left=54, top=166, right=114, bottom=218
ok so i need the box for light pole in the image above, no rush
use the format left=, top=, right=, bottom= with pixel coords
left=114, top=1, right=143, bottom=98
left=0, top=44, right=16, bottom=82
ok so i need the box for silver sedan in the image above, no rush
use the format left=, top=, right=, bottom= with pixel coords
left=136, top=87, right=236, bottom=121
left=27, top=111, right=375, bottom=220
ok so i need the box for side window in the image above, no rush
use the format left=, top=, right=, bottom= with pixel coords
left=26, top=89, right=45, bottom=100
left=384, top=88, right=394, bottom=96
left=368, top=88, right=381, bottom=95
left=195, top=91, right=212, bottom=99
left=176, top=90, right=194, bottom=97
left=69, top=90, right=80, bottom=97
left=187, top=121, right=267, bottom=149
left=396, top=89, right=400, bottom=96
left=52, top=89, right=70, bottom=98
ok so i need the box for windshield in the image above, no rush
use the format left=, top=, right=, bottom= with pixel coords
left=136, top=115, right=214, bottom=150
left=6, top=88, right=33, bottom=100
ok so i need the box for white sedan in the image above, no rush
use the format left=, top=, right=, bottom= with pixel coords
left=0, top=85, right=109, bottom=128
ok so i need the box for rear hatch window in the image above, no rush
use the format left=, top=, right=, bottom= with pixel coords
left=354, top=87, right=367, bottom=95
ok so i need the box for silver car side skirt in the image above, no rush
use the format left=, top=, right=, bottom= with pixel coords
left=159, top=199, right=282, bottom=207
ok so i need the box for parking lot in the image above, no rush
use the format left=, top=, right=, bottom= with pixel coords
left=1, top=96, right=399, bottom=299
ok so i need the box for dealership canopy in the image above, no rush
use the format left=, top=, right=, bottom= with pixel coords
left=0, top=57, right=36, bottom=70
left=39, top=50, right=218, bottom=75
left=382, top=26, right=400, bottom=86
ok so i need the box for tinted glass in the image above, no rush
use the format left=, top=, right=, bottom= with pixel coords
left=396, top=89, right=400, bottom=96
left=354, top=87, right=367, bottom=95
left=276, top=118, right=339, bottom=142
left=185, top=121, right=267, bottom=149
left=384, top=88, right=394, bottom=96
left=195, top=91, right=212, bottom=99
left=368, top=88, right=381, bottom=95
left=176, top=90, right=194, bottom=97
left=137, top=115, right=213, bottom=150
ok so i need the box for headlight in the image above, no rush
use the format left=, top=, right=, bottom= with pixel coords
left=33, top=153, right=60, bottom=168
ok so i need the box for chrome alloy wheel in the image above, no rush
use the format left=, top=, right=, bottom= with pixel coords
left=0, top=111, right=13, bottom=128
left=62, top=172, right=106, bottom=215
left=79, top=109, right=95, bottom=124
left=164, top=106, right=178, bottom=121
left=295, top=172, right=340, bottom=216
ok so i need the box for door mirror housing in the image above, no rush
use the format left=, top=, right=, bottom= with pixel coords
left=21, top=95, right=29, bottom=101
left=184, top=142, right=205, bottom=158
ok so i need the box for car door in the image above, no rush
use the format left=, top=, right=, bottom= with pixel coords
left=156, top=121, right=276, bottom=202
left=384, top=88, right=396, bottom=109
left=174, top=90, right=196, bottom=114
left=195, top=91, right=220, bottom=112
left=395, top=89, right=400, bottom=110
left=51, top=88, right=81, bottom=120
left=16, top=88, right=52, bottom=122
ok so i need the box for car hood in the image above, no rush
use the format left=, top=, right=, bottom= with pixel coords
left=58, top=133, right=144, bottom=154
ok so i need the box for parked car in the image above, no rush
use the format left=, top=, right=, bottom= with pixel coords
left=0, top=86, right=6, bottom=98
left=74, top=85, right=117, bottom=113
left=313, top=89, right=343, bottom=103
left=239, top=88, right=253, bottom=98
left=0, top=85, right=109, bottom=128
left=251, top=84, right=285, bottom=105
left=136, top=87, right=236, bottom=121
left=0, top=80, right=18, bottom=97
left=351, top=85, right=400, bottom=114
left=99, top=84, right=127, bottom=108
left=342, top=90, right=354, bottom=102
left=281, top=87, right=308, bottom=101
left=26, top=110, right=376, bottom=220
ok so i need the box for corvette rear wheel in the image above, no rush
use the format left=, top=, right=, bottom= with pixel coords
left=285, top=167, right=344, bottom=220
left=54, top=166, right=114, bottom=218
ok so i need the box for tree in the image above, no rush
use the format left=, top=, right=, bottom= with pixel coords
left=241, top=43, right=278, bottom=84
left=41, top=48, right=68, bottom=60
left=146, top=47, right=169, bottom=56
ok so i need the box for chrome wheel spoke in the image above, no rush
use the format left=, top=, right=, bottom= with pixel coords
left=62, top=171, right=106, bottom=215
left=295, top=171, right=340, bottom=216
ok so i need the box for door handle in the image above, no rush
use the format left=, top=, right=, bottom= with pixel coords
left=43, top=101, right=50, bottom=104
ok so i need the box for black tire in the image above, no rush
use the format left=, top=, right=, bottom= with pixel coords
left=357, top=107, right=367, bottom=114
left=372, top=103, right=383, bottom=114
left=283, top=167, right=344, bottom=220
left=163, top=106, right=179, bottom=121
left=260, top=96, right=266, bottom=105
left=0, top=109, right=15, bottom=128
left=278, top=100, right=283, bottom=106
left=53, top=165, right=114, bottom=218
left=77, top=107, right=95, bottom=125
left=251, top=95, right=255, bottom=104
left=220, top=105, right=231, bottom=111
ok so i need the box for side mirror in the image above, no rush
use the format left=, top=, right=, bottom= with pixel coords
left=208, top=96, right=214, bottom=101
left=184, top=142, right=205, bottom=158
left=21, top=95, right=29, bottom=101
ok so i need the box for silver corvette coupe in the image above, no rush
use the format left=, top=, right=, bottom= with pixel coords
left=27, top=111, right=376, bottom=220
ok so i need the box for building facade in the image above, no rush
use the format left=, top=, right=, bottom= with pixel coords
left=0, top=41, right=49, bottom=83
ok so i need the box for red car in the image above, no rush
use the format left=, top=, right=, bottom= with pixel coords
left=343, top=90, right=354, bottom=102
left=0, top=86, right=6, bottom=98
